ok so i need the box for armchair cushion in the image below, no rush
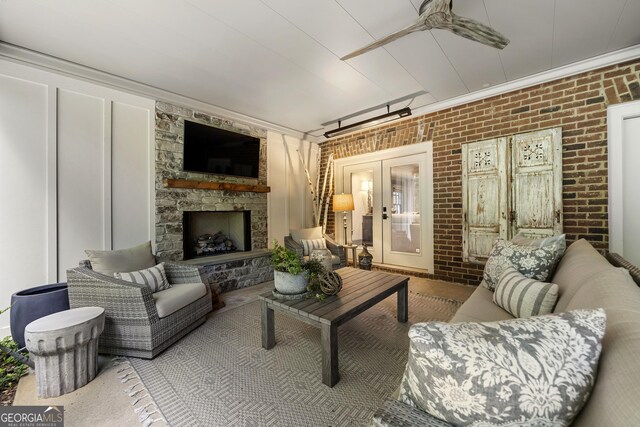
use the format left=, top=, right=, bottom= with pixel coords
left=153, top=282, right=208, bottom=318
left=114, top=262, right=171, bottom=293
left=301, top=238, right=326, bottom=256
left=290, top=226, right=323, bottom=245
left=85, top=241, right=156, bottom=276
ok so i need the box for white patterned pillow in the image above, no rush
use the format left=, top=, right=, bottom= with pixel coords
left=493, top=267, right=559, bottom=318
left=398, top=309, right=606, bottom=427
left=114, top=262, right=171, bottom=292
left=482, top=239, right=562, bottom=291
left=301, top=238, right=326, bottom=256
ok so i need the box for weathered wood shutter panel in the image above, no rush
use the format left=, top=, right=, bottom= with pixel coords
left=510, top=127, right=563, bottom=237
left=462, top=138, right=508, bottom=263
left=461, top=127, right=563, bottom=263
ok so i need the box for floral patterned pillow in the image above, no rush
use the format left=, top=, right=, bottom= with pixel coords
left=398, top=309, right=606, bottom=427
left=482, top=239, right=562, bottom=291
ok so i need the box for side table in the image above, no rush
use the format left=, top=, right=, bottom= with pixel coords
left=342, top=244, right=358, bottom=268
left=25, top=307, right=105, bottom=398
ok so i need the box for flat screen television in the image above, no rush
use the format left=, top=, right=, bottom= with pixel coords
left=183, top=120, right=260, bottom=179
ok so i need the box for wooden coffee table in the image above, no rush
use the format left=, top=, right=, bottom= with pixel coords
left=258, top=267, right=409, bottom=387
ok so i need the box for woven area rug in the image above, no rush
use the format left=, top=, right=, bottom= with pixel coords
left=128, top=291, right=464, bottom=427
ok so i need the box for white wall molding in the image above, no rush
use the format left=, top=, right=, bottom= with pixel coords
left=46, top=86, right=58, bottom=282
left=0, top=42, right=309, bottom=141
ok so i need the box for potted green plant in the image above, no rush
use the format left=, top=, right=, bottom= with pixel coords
left=271, top=240, right=327, bottom=298
left=0, top=306, right=31, bottom=405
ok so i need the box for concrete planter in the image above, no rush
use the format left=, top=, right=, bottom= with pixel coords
left=274, top=270, right=308, bottom=295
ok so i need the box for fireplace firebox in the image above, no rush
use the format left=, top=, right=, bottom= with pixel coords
left=183, top=211, right=251, bottom=260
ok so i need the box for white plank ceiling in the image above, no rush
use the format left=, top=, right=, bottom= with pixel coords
left=0, top=0, right=638, bottom=137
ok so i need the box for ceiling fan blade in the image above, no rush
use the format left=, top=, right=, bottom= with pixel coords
left=448, top=14, right=509, bottom=50
left=341, top=23, right=425, bottom=60
left=419, top=0, right=449, bottom=16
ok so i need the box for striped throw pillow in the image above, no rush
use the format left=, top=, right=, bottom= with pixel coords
left=114, top=262, right=171, bottom=293
left=493, top=267, right=559, bottom=318
left=301, top=238, right=326, bottom=256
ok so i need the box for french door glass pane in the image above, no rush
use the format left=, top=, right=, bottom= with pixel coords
left=390, top=164, right=420, bottom=253
left=350, top=170, right=374, bottom=246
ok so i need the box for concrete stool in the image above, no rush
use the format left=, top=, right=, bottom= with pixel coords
left=25, top=307, right=105, bottom=398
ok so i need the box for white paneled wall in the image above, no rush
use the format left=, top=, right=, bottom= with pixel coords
left=0, top=57, right=314, bottom=336
left=0, top=58, right=154, bottom=333
left=0, top=74, right=50, bottom=302
left=112, top=102, right=153, bottom=250
left=267, top=131, right=320, bottom=245
left=57, top=90, right=107, bottom=275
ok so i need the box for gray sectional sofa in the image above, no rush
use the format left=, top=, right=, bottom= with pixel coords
left=373, top=239, right=640, bottom=426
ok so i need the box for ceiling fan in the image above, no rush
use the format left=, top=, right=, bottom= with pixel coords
left=341, top=0, right=509, bottom=60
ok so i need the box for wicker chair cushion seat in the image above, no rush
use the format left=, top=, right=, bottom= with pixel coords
left=302, top=254, right=341, bottom=266
left=290, top=227, right=322, bottom=245
left=85, top=241, right=156, bottom=276
left=152, top=282, right=207, bottom=318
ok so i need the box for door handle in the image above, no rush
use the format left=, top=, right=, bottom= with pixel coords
left=383, top=206, right=388, bottom=220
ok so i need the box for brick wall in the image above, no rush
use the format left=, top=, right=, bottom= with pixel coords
left=320, top=59, right=640, bottom=285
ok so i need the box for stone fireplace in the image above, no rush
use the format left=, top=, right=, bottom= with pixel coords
left=154, top=101, right=273, bottom=292
left=154, top=101, right=268, bottom=261
left=183, top=211, right=252, bottom=260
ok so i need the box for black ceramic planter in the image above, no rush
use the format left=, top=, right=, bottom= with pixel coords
left=10, top=283, right=69, bottom=348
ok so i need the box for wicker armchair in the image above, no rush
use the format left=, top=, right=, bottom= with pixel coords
left=284, top=234, right=347, bottom=269
left=67, top=260, right=212, bottom=359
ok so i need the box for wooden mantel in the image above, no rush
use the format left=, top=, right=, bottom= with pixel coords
left=163, top=178, right=270, bottom=193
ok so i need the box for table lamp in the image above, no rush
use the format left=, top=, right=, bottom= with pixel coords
left=333, top=193, right=355, bottom=245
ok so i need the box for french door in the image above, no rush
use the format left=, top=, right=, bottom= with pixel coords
left=335, top=144, right=433, bottom=272
left=382, top=154, right=428, bottom=268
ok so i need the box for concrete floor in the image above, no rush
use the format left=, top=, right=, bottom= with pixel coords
left=14, top=275, right=475, bottom=426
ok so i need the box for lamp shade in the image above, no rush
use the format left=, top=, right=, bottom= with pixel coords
left=333, top=193, right=354, bottom=212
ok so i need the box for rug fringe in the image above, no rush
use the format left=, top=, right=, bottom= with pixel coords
left=132, top=393, right=150, bottom=406
left=112, top=357, right=169, bottom=427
